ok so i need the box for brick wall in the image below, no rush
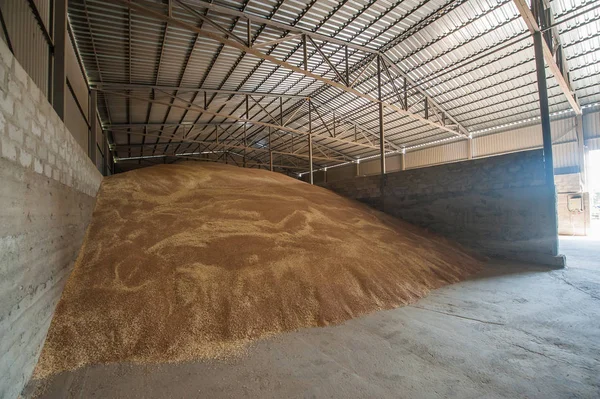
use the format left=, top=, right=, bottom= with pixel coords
left=321, top=150, right=564, bottom=267
left=0, top=38, right=103, bottom=399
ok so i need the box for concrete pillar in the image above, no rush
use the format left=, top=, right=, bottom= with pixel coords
left=355, top=160, right=360, bottom=176
left=400, top=152, right=405, bottom=171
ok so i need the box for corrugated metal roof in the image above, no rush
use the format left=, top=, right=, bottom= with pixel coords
left=65, top=0, right=600, bottom=171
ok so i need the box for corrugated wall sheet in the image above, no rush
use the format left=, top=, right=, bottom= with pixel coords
left=406, top=140, right=468, bottom=169
left=1, top=0, right=51, bottom=97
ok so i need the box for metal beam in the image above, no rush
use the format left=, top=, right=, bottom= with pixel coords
left=513, top=0, right=581, bottom=115
left=107, top=0, right=468, bottom=138
left=100, top=89, right=376, bottom=152
left=186, top=0, right=378, bottom=54
left=111, top=129, right=344, bottom=163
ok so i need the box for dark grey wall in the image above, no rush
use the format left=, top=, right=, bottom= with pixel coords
left=321, top=150, right=564, bottom=267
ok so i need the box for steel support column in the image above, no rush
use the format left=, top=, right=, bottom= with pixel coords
left=269, top=127, right=273, bottom=172
left=244, top=95, right=248, bottom=167
left=52, top=0, right=68, bottom=120
left=103, top=130, right=109, bottom=175
left=90, top=89, right=98, bottom=164
left=308, top=98, right=313, bottom=185
left=467, top=137, right=473, bottom=160
left=533, top=29, right=558, bottom=255
left=575, top=114, right=586, bottom=189
left=533, top=31, right=555, bottom=189
left=377, top=55, right=385, bottom=176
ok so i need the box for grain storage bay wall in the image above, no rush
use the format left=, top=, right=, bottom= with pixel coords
left=321, top=150, right=564, bottom=267
left=0, top=39, right=102, bottom=398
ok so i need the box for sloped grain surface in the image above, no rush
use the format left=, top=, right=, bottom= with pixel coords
left=35, top=162, right=481, bottom=377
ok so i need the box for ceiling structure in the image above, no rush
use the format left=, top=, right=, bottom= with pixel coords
left=68, top=0, right=600, bottom=173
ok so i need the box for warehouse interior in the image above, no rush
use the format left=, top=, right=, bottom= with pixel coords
left=0, top=0, right=599, bottom=397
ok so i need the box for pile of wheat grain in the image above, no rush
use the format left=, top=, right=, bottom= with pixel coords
left=34, top=161, right=481, bottom=378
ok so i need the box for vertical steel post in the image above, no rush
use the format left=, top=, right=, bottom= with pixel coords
left=377, top=55, right=386, bottom=209
left=243, top=95, right=248, bottom=167
left=308, top=98, right=313, bottom=184
left=403, top=77, right=407, bottom=110
left=269, top=127, right=273, bottom=172
left=345, top=46, right=349, bottom=85
left=377, top=55, right=386, bottom=175
left=575, top=114, right=586, bottom=189
left=90, top=89, right=98, bottom=164
left=533, top=28, right=558, bottom=255
left=533, top=31, right=555, bottom=189
left=103, top=130, right=109, bottom=175
left=467, top=137, right=473, bottom=160
left=400, top=151, right=405, bottom=171
left=246, top=18, right=251, bottom=47
left=52, top=0, right=68, bottom=120
left=303, top=34, right=307, bottom=71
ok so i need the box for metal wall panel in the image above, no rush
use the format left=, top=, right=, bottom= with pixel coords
left=406, top=140, right=467, bottom=169
left=359, top=154, right=402, bottom=176
left=473, top=125, right=543, bottom=158
left=67, top=35, right=89, bottom=121
left=583, top=110, right=600, bottom=140
left=65, top=89, right=89, bottom=153
left=587, top=137, right=600, bottom=151
left=553, top=141, right=579, bottom=169
left=1, top=0, right=51, bottom=97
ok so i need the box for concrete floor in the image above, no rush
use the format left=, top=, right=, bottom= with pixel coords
left=25, top=238, right=600, bottom=399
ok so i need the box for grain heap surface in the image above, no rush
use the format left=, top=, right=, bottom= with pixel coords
left=35, top=161, right=481, bottom=377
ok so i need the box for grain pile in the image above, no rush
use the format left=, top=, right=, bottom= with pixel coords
left=35, top=161, right=481, bottom=378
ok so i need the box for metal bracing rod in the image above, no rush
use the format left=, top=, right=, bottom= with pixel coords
left=100, top=82, right=390, bottom=149
left=307, top=36, right=348, bottom=84
left=109, top=0, right=466, bottom=138
left=236, top=93, right=403, bottom=154
left=93, top=83, right=313, bottom=100
left=381, top=54, right=468, bottom=135
left=173, top=0, right=248, bottom=46
left=107, top=122, right=240, bottom=129
left=186, top=95, right=356, bottom=162
left=310, top=101, right=334, bottom=138
left=253, top=33, right=303, bottom=49
left=513, top=0, right=581, bottom=115
left=186, top=0, right=379, bottom=54
left=100, top=89, right=379, bottom=151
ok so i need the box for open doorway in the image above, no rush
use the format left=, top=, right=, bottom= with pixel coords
left=588, top=149, right=600, bottom=236
left=560, top=149, right=600, bottom=269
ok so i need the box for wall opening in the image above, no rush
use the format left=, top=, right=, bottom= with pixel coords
left=588, top=149, right=600, bottom=236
